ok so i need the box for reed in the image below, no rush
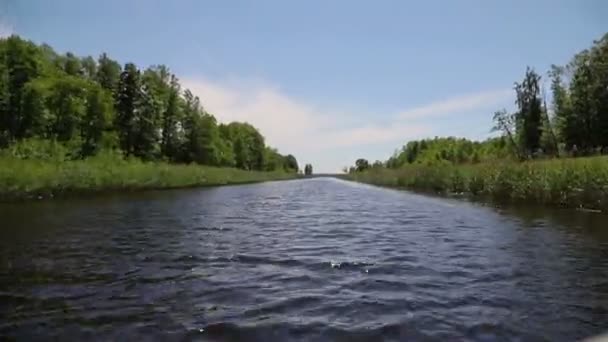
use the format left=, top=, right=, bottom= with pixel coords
left=0, top=150, right=297, bottom=200
left=347, top=157, right=608, bottom=211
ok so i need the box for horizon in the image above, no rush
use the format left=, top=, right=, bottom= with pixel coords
left=2, top=0, right=606, bottom=172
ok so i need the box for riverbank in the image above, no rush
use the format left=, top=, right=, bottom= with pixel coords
left=346, top=156, right=608, bottom=212
left=0, top=153, right=298, bottom=201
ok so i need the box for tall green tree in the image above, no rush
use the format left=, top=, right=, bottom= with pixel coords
left=284, top=154, right=299, bottom=172
left=180, top=90, right=219, bottom=164
left=115, top=63, right=141, bottom=156
left=20, top=78, right=50, bottom=138
left=264, top=147, right=284, bottom=171
left=81, top=85, right=114, bottom=156
left=355, top=158, right=369, bottom=172
left=45, top=76, right=89, bottom=143
left=62, top=52, right=83, bottom=76
left=0, top=36, right=42, bottom=145
left=304, top=163, right=313, bottom=175
left=160, top=76, right=182, bottom=161
left=514, top=67, right=543, bottom=157
left=96, top=53, right=121, bottom=94
left=134, top=82, right=161, bottom=160
left=81, top=56, right=97, bottom=80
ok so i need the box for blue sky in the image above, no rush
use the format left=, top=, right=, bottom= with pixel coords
left=1, top=0, right=606, bottom=172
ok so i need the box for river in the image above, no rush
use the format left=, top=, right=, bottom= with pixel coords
left=1, top=178, right=607, bottom=341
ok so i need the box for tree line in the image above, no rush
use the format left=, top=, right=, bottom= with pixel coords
left=348, top=33, right=608, bottom=172
left=0, top=35, right=299, bottom=172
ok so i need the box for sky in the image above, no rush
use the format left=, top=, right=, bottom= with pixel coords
left=1, top=0, right=606, bottom=172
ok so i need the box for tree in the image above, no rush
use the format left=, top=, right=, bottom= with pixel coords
left=96, top=53, right=121, bottom=93
left=19, top=80, right=49, bottom=139
left=115, top=63, right=141, bottom=156
left=62, top=52, right=82, bottom=76
left=492, top=109, right=520, bottom=159
left=0, top=35, right=299, bottom=169
left=81, top=85, right=113, bottom=156
left=539, top=87, right=559, bottom=157
left=561, top=34, right=608, bottom=152
left=221, top=121, right=267, bottom=170
left=160, top=76, right=181, bottom=161
left=45, top=77, right=89, bottom=143
left=263, top=147, right=283, bottom=171
left=180, top=90, right=220, bottom=165
left=589, top=34, right=608, bottom=149
left=216, top=138, right=235, bottom=167
left=549, top=65, right=577, bottom=151
left=355, top=158, right=369, bottom=172
left=233, top=134, right=248, bottom=169
left=284, top=154, right=299, bottom=172
left=249, top=129, right=265, bottom=170
left=81, top=56, right=97, bottom=79
left=514, top=67, right=543, bottom=157
left=0, top=36, right=42, bottom=145
left=133, top=82, right=160, bottom=160
left=304, top=163, right=313, bottom=175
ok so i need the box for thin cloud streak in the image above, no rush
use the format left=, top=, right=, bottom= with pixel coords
left=397, top=89, right=512, bottom=120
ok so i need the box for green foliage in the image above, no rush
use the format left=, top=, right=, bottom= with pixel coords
left=1, top=138, right=68, bottom=162
left=284, top=154, right=299, bottom=172
left=81, top=86, right=114, bottom=157
left=355, top=158, right=370, bottom=172
left=44, top=76, right=90, bottom=142
left=160, top=76, right=181, bottom=161
left=81, top=56, right=97, bottom=79
left=264, top=147, right=285, bottom=171
left=115, top=63, right=141, bottom=156
left=514, top=67, right=543, bottom=157
left=0, top=35, right=43, bottom=145
left=96, top=53, right=121, bottom=93
left=0, top=35, right=298, bottom=183
left=385, top=137, right=514, bottom=168
left=548, top=34, right=608, bottom=154
left=62, top=52, right=83, bottom=76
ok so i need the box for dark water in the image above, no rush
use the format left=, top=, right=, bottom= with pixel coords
left=1, top=178, right=608, bottom=341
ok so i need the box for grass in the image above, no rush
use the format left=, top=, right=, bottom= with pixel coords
left=346, top=157, right=608, bottom=211
left=0, top=151, right=298, bottom=200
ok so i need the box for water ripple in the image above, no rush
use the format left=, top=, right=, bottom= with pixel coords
left=1, top=178, right=608, bottom=341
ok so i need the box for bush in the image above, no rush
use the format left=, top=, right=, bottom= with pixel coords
left=3, top=138, right=69, bottom=162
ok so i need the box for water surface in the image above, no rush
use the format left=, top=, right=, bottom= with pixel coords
left=1, top=178, right=608, bottom=341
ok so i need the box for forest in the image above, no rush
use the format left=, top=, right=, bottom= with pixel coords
left=348, top=33, right=608, bottom=210
left=0, top=35, right=299, bottom=173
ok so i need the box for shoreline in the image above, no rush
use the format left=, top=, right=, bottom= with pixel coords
left=0, top=177, right=299, bottom=203
left=0, top=155, right=299, bottom=202
left=345, top=177, right=603, bottom=214
left=344, top=157, right=608, bottom=213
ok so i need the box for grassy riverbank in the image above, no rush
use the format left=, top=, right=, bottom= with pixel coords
left=346, top=157, right=608, bottom=211
left=0, top=152, right=297, bottom=200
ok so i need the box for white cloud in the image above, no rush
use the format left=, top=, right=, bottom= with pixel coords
left=397, top=89, right=512, bottom=120
left=182, top=78, right=339, bottom=153
left=181, top=77, right=509, bottom=172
